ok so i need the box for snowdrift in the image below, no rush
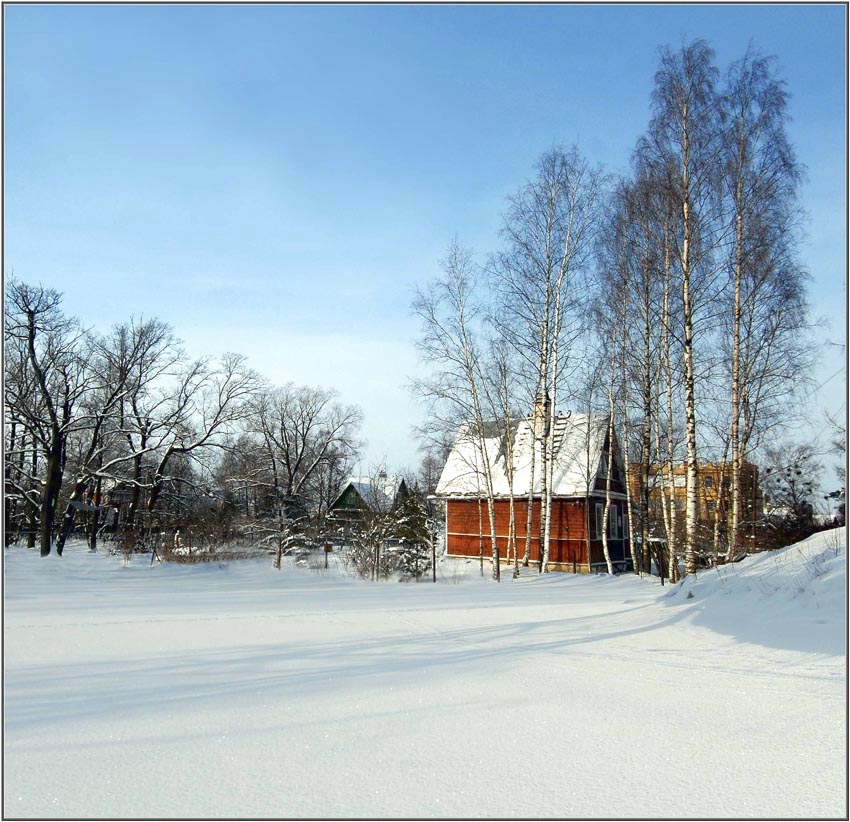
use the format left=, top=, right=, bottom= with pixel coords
left=665, top=527, right=846, bottom=655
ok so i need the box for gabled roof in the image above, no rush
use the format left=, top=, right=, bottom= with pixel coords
left=435, top=412, right=612, bottom=498
left=330, top=474, right=407, bottom=514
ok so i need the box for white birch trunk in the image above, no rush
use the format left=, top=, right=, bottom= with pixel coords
left=522, top=432, right=536, bottom=567
left=680, top=114, right=700, bottom=577
left=601, top=408, right=615, bottom=575
left=662, top=229, right=679, bottom=582
left=728, top=174, right=744, bottom=561
left=619, top=335, right=638, bottom=575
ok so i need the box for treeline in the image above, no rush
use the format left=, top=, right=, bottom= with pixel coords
left=3, top=280, right=367, bottom=556
left=413, top=40, right=818, bottom=579
left=6, top=39, right=833, bottom=571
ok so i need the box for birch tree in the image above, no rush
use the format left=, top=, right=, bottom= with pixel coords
left=412, top=241, right=502, bottom=581
left=720, top=46, right=810, bottom=558
left=493, top=147, right=605, bottom=572
left=485, top=337, right=522, bottom=576
left=597, top=174, right=666, bottom=574
left=647, top=40, right=723, bottom=575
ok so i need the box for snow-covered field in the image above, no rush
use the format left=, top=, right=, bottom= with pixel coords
left=4, top=530, right=846, bottom=819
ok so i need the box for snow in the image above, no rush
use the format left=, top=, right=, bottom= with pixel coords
left=332, top=474, right=405, bottom=511
left=436, top=412, right=610, bottom=498
left=4, top=529, right=846, bottom=818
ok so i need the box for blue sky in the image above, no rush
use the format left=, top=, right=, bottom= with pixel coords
left=4, top=3, right=846, bottom=483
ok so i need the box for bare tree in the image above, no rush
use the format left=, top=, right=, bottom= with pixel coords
left=215, top=432, right=271, bottom=525
left=4, top=328, right=43, bottom=547
left=54, top=318, right=181, bottom=552
left=646, top=40, right=724, bottom=575
left=720, top=46, right=810, bottom=559
left=761, top=442, right=823, bottom=548
left=414, top=430, right=453, bottom=496
left=144, top=353, right=261, bottom=515
left=493, top=147, right=605, bottom=572
left=98, top=319, right=187, bottom=530
left=4, top=279, right=93, bottom=555
left=3, top=279, right=371, bottom=561
left=412, top=240, right=502, bottom=580
left=486, top=339, right=522, bottom=577
left=250, top=383, right=362, bottom=518
left=596, top=174, right=668, bottom=574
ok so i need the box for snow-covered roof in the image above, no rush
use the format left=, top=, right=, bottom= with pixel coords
left=331, top=474, right=406, bottom=513
left=435, top=412, right=612, bottom=498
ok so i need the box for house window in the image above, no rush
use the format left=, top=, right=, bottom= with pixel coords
left=596, top=503, right=619, bottom=540
left=601, top=453, right=620, bottom=483
left=608, top=505, right=619, bottom=540
left=706, top=500, right=716, bottom=513
left=704, top=476, right=714, bottom=487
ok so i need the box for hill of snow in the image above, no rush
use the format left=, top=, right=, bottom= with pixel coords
left=667, top=527, right=846, bottom=655
left=3, top=529, right=846, bottom=818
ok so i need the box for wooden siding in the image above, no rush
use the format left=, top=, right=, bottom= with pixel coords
left=445, top=497, right=631, bottom=571
left=331, top=485, right=366, bottom=512
left=592, top=474, right=626, bottom=494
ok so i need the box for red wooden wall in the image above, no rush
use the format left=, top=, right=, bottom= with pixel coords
left=445, top=497, right=629, bottom=571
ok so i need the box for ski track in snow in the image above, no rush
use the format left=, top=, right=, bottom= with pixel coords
left=3, top=531, right=846, bottom=819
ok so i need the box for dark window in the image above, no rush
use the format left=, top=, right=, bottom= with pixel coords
left=608, top=505, right=619, bottom=539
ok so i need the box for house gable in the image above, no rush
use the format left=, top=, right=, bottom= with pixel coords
left=436, top=412, right=617, bottom=499
left=329, top=474, right=409, bottom=516
left=437, top=411, right=632, bottom=572
left=331, top=483, right=369, bottom=514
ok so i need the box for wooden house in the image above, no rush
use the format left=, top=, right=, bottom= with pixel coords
left=629, top=460, right=764, bottom=545
left=327, top=473, right=410, bottom=527
left=436, top=410, right=631, bottom=573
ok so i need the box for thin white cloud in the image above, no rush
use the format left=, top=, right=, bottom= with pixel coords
left=183, top=322, right=426, bottom=470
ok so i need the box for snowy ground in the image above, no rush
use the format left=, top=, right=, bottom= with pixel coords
left=4, top=530, right=846, bottom=819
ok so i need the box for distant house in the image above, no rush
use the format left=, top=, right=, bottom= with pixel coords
left=436, top=406, right=631, bottom=573
left=104, top=481, right=136, bottom=529
left=630, top=460, right=764, bottom=541
left=327, top=473, right=410, bottom=528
